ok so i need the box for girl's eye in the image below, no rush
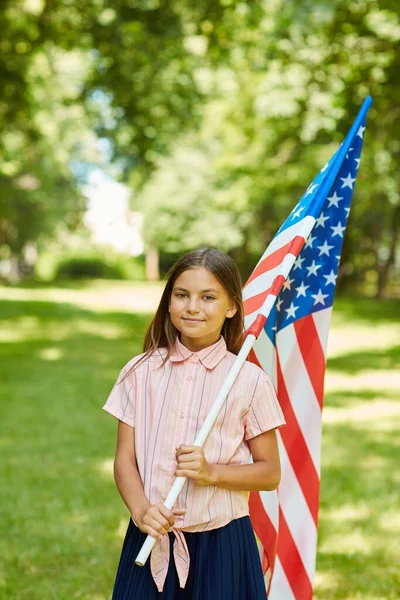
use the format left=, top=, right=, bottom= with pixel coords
left=204, top=296, right=215, bottom=301
left=175, top=293, right=187, bottom=298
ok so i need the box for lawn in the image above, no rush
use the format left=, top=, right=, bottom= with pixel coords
left=0, top=282, right=399, bottom=600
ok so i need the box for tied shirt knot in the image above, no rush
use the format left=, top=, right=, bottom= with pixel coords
left=150, top=528, right=190, bottom=592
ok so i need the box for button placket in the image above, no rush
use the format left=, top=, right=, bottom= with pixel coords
left=171, top=362, right=196, bottom=475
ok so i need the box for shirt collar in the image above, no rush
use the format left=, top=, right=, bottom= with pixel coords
left=169, top=336, right=227, bottom=370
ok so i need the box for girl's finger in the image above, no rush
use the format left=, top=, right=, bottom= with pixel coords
left=157, top=504, right=175, bottom=527
left=172, top=508, right=187, bottom=515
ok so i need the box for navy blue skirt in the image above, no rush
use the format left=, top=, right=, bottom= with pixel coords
left=111, top=516, right=267, bottom=599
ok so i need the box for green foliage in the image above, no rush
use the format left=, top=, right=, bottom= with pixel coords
left=0, top=0, right=399, bottom=295
left=52, top=252, right=145, bottom=281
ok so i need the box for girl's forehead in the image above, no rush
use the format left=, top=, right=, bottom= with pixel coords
left=173, top=267, right=223, bottom=291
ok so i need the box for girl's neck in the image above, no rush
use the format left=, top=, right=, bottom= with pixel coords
left=179, top=333, right=221, bottom=353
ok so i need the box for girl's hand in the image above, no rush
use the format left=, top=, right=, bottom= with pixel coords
left=175, top=445, right=214, bottom=486
left=136, top=503, right=186, bottom=540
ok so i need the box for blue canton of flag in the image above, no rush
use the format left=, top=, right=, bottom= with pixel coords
left=265, top=106, right=370, bottom=342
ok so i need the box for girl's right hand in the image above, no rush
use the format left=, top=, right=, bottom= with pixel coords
left=136, top=503, right=186, bottom=540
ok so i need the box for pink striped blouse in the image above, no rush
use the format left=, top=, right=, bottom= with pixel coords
left=103, top=336, right=285, bottom=592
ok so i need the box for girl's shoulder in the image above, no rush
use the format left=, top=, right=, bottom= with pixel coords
left=119, top=347, right=169, bottom=379
left=225, top=349, right=272, bottom=383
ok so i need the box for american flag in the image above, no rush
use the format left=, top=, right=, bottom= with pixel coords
left=243, top=97, right=372, bottom=599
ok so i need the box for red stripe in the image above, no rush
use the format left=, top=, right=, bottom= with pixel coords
left=294, top=316, right=326, bottom=409
left=276, top=355, right=320, bottom=525
left=277, top=507, right=313, bottom=600
left=244, top=286, right=273, bottom=316
left=243, top=274, right=286, bottom=316
left=247, top=348, right=263, bottom=369
left=249, top=491, right=277, bottom=574
left=245, top=236, right=305, bottom=286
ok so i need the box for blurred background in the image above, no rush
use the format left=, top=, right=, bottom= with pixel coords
left=0, top=1, right=399, bottom=599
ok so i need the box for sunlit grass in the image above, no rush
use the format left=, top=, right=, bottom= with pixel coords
left=0, top=283, right=399, bottom=599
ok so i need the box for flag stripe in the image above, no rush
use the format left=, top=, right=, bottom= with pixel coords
left=277, top=438, right=318, bottom=583
left=246, top=237, right=306, bottom=286
left=312, top=307, right=333, bottom=357
left=277, top=322, right=323, bottom=474
left=276, top=508, right=313, bottom=600
left=269, top=557, right=296, bottom=600
left=249, top=491, right=278, bottom=574
left=294, top=316, right=326, bottom=408
left=276, top=356, right=320, bottom=523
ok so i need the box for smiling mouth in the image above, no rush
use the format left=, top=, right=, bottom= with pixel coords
left=182, top=318, right=204, bottom=322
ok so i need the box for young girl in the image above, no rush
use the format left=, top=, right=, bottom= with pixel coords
left=103, top=248, right=285, bottom=600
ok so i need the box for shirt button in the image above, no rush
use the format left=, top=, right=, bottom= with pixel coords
left=187, top=375, right=192, bottom=380
left=179, top=413, right=185, bottom=419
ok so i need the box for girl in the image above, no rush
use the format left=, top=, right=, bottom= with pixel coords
left=103, top=248, right=285, bottom=600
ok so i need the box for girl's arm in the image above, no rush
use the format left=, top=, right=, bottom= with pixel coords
left=113, top=421, right=150, bottom=522
left=175, top=428, right=281, bottom=491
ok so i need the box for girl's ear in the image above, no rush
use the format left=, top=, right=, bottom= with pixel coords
left=226, top=304, right=237, bottom=319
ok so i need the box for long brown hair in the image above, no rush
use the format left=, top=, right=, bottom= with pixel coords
left=123, top=248, right=244, bottom=379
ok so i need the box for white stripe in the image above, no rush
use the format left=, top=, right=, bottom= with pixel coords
left=312, top=306, right=332, bottom=357
left=277, top=438, right=318, bottom=585
left=251, top=216, right=315, bottom=270
left=243, top=253, right=296, bottom=301
left=276, top=324, right=322, bottom=474
left=269, top=555, right=297, bottom=600
left=253, top=328, right=277, bottom=386
left=259, top=488, right=279, bottom=532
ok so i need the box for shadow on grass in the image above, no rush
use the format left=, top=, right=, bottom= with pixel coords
left=327, top=345, right=400, bottom=374
left=324, top=388, right=399, bottom=409
left=317, top=420, right=400, bottom=598
left=333, top=296, right=400, bottom=324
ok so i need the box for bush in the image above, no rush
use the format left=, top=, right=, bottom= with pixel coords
left=53, top=253, right=146, bottom=281
left=56, top=256, right=125, bottom=280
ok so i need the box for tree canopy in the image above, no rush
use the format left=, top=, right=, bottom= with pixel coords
left=0, top=0, right=399, bottom=294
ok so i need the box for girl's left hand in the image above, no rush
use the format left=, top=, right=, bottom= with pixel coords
left=175, top=445, right=214, bottom=486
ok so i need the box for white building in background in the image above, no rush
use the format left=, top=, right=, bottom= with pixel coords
left=83, top=171, right=144, bottom=256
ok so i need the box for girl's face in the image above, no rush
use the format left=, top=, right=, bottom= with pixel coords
left=169, top=267, right=237, bottom=352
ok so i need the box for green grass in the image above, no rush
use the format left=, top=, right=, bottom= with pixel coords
left=0, top=282, right=399, bottom=599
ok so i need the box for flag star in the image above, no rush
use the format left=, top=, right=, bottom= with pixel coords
left=305, top=183, right=319, bottom=196
left=311, top=289, right=330, bottom=306
left=320, top=160, right=330, bottom=173
left=291, top=205, right=305, bottom=220
left=345, top=147, right=354, bottom=159
left=305, top=260, right=321, bottom=277
left=285, top=302, right=299, bottom=319
left=357, top=125, right=366, bottom=139
left=317, top=240, right=334, bottom=256
left=354, top=157, right=360, bottom=169
left=295, top=281, right=310, bottom=298
left=327, top=191, right=344, bottom=208
left=304, top=234, right=317, bottom=249
left=282, top=277, right=294, bottom=291
left=315, top=212, right=329, bottom=228
left=293, top=256, right=305, bottom=270
left=344, top=207, right=350, bottom=217
left=323, top=270, right=338, bottom=286
left=276, top=298, right=284, bottom=312
left=336, top=255, right=341, bottom=262
left=340, top=172, right=357, bottom=189
left=331, top=221, right=346, bottom=237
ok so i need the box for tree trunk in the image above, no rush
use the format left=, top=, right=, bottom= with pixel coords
left=376, top=206, right=399, bottom=299
left=145, top=246, right=160, bottom=281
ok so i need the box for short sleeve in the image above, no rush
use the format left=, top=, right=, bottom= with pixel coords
left=244, top=370, right=285, bottom=440
left=102, top=364, right=136, bottom=428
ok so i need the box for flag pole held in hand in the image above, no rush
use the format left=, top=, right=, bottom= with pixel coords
left=135, top=96, right=373, bottom=570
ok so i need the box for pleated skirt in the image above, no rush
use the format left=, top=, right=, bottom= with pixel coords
left=111, top=516, right=267, bottom=600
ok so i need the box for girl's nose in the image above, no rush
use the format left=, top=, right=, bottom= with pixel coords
left=187, top=297, right=201, bottom=313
